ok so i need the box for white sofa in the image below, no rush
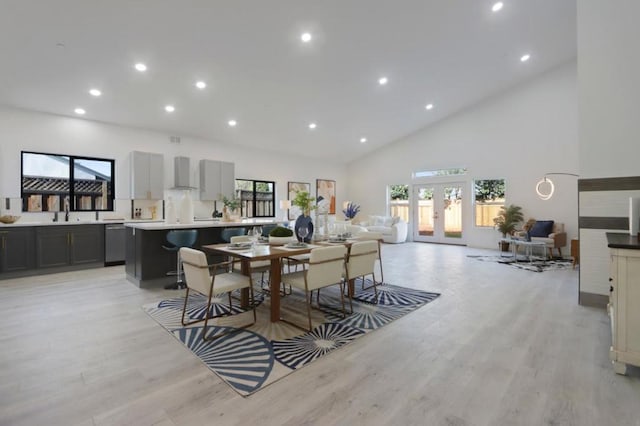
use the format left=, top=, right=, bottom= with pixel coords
left=360, top=215, right=408, bottom=244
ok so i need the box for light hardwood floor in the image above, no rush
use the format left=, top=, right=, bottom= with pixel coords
left=1, top=243, right=639, bottom=426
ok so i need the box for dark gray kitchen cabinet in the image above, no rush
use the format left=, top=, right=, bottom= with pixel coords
left=0, top=227, right=36, bottom=273
left=36, top=225, right=104, bottom=268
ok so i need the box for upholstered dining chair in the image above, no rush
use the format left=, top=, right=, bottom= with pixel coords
left=355, top=231, right=384, bottom=287
left=229, top=235, right=289, bottom=294
left=179, top=247, right=256, bottom=341
left=280, top=245, right=348, bottom=331
left=345, top=240, right=380, bottom=309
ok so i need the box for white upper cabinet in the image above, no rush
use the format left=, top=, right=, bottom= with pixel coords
left=199, top=160, right=235, bottom=201
left=130, top=151, right=164, bottom=200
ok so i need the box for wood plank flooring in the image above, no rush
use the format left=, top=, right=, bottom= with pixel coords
left=0, top=243, right=639, bottom=425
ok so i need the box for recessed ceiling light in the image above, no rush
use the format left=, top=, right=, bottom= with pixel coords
left=425, top=103, right=434, bottom=110
left=195, top=81, right=207, bottom=89
left=378, top=77, right=388, bottom=85
left=492, top=2, right=504, bottom=12
left=520, top=54, right=531, bottom=62
left=308, top=122, right=317, bottom=130
left=74, top=108, right=86, bottom=115
left=89, top=89, right=101, bottom=97
left=360, top=137, right=367, bottom=143
left=228, top=119, right=237, bottom=127
left=134, top=63, right=147, bottom=72
left=164, top=105, right=175, bottom=113
left=301, top=32, right=312, bottom=43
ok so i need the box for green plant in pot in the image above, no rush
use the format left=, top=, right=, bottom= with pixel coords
left=220, top=195, right=241, bottom=222
left=291, top=191, right=316, bottom=242
left=493, top=204, right=524, bottom=251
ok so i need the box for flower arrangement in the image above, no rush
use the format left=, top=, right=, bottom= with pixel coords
left=220, top=195, right=240, bottom=211
left=342, top=202, right=361, bottom=220
left=291, top=191, right=316, bottom=216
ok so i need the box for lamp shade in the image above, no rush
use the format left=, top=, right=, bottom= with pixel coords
left=279, top=199, right=292, bottom=209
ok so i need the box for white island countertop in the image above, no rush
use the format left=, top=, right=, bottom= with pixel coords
left=0, top=219, right=164, bottom=228
left=125, top=219, right=281, bottom=230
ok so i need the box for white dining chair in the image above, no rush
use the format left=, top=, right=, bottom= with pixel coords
left=280, top=245, right=348, bottom=331
left=345, top=240, right=380, bottom=309
left=180, top=247, right=256, bottom=341
left=355, top=231, right=384, bottom=288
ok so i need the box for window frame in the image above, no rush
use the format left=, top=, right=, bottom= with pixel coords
left=235, top=179, right=275, bottom=218
left=21, top=150, right=116, bottom=212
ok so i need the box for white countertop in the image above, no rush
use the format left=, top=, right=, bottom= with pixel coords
left=0, top=219, right=164, bottom=228
left=125, top=219, right=281, bottom=230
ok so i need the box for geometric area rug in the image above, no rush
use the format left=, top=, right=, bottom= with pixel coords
left=143, top=280, right=440, bottom=396
left=467, top=255, right=574, bottom=273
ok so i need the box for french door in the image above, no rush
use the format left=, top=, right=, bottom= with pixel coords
left=413, top=182, right=465, bottom=244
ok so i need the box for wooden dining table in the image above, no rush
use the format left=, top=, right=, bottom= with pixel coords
left=202, top=240, right=361, bottom=323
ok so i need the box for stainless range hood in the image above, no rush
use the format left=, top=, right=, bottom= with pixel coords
left=171, top=156, right=197, bottom=189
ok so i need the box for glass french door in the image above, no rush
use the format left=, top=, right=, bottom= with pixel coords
left=413, top=182, right=465, bottom=244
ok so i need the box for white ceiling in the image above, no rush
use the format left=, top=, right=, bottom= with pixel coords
left=0, top=0, right=576, bottom=163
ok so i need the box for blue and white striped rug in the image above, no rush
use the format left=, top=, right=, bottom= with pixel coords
left=143, top=280, right=440, bottom=396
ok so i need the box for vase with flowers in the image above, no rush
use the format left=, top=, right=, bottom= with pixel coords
left=220, top=195, right=241, bottom=222
left=342, top=202, right=361, bottom=221
left=291, top=190, right=316, bottom=242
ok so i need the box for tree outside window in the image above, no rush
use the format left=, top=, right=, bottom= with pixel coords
left=389, top=184, right=409, bottom=222
left=474, top=179, right=505, bottom=227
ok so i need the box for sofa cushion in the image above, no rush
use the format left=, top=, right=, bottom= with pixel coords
left=367, top=225, right=392, bottom=235
left=382, top=216, right=394, bottom=227
left=529, top=220, right=554, bottom=238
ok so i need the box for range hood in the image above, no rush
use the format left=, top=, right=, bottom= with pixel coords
left=171, top=156, right=197, bottom=189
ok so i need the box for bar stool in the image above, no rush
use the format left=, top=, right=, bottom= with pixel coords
left=163, top=229, right=198, bottom=290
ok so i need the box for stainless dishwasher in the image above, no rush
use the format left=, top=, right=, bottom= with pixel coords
left=105, top=223, right=126, bottom=265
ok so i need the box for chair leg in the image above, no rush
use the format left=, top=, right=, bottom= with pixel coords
left=228, top=293, right=233, bottom=311
left=305, top=290, right=313, bottom=331
left=181, top=287, right=191, bottom=326
left=201, top=291, right=215, bottom=340
left=338, top=283, right=346, bottom=319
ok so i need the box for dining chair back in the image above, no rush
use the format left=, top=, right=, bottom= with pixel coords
left=179, top=247, right=256, bottom=341
left=355, top=231, right=384, bottom=285
left=346, top=240, right=380, bottom=302
left=280, top=245, right=347, bottom=330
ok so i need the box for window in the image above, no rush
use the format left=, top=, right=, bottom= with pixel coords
left=413, top=168, right=467, bottom=178
left=474, top=179, right=505, bottom=227
left=236, top=179, right=275, bottom=218
left=21, top=151, right=115, bottom=212
left=388, top=184, right=409, bottom=222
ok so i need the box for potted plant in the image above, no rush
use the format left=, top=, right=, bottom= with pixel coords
left=268, top=226, right=296, bottom=244
left=493, top=204, right=524, bottom=251
left=342, top=202, right=361, bottom=221
left=291, top=191, right=316, bottom=242
left=220, top=195, right=241, bottom=222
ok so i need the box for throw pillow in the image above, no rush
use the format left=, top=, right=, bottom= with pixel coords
left=529, top=220, right=554, bottom=238
left=392, top=216, right=401, bottom=225
left=383, top=216, right=394, bottom=227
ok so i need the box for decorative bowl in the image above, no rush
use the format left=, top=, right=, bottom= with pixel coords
left=0, top=215, right=20, bottom=224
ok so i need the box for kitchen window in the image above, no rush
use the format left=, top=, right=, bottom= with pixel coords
left=21, top=151, right=115, bottom=212
left=236, top=179, right=275, bottom=218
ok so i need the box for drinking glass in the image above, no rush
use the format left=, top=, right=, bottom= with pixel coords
left=297, top=226, right=309, bottom=244
left=254, top=225, right=263, bottom=241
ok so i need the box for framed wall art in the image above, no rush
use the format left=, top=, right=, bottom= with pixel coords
left=287, top=181, right=311, bottom=220
left=316, top=179, right=336, bottom=214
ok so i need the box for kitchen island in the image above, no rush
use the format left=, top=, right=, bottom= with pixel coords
left=125, top=219, right=280, bottom=288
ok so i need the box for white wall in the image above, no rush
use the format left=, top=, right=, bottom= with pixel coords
left=578, top=0, right=640, bottom=178
left=577, top=0, right=640, bottom=296
left=347, top=62, right=579, bottom=249
left=0, top=106, right=347, bottom=221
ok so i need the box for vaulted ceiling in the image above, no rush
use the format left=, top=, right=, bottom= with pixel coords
left=0, top=0, right=576, bottom=163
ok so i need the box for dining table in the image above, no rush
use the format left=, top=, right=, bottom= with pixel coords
left=202, top=239, right=362, bottom=323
